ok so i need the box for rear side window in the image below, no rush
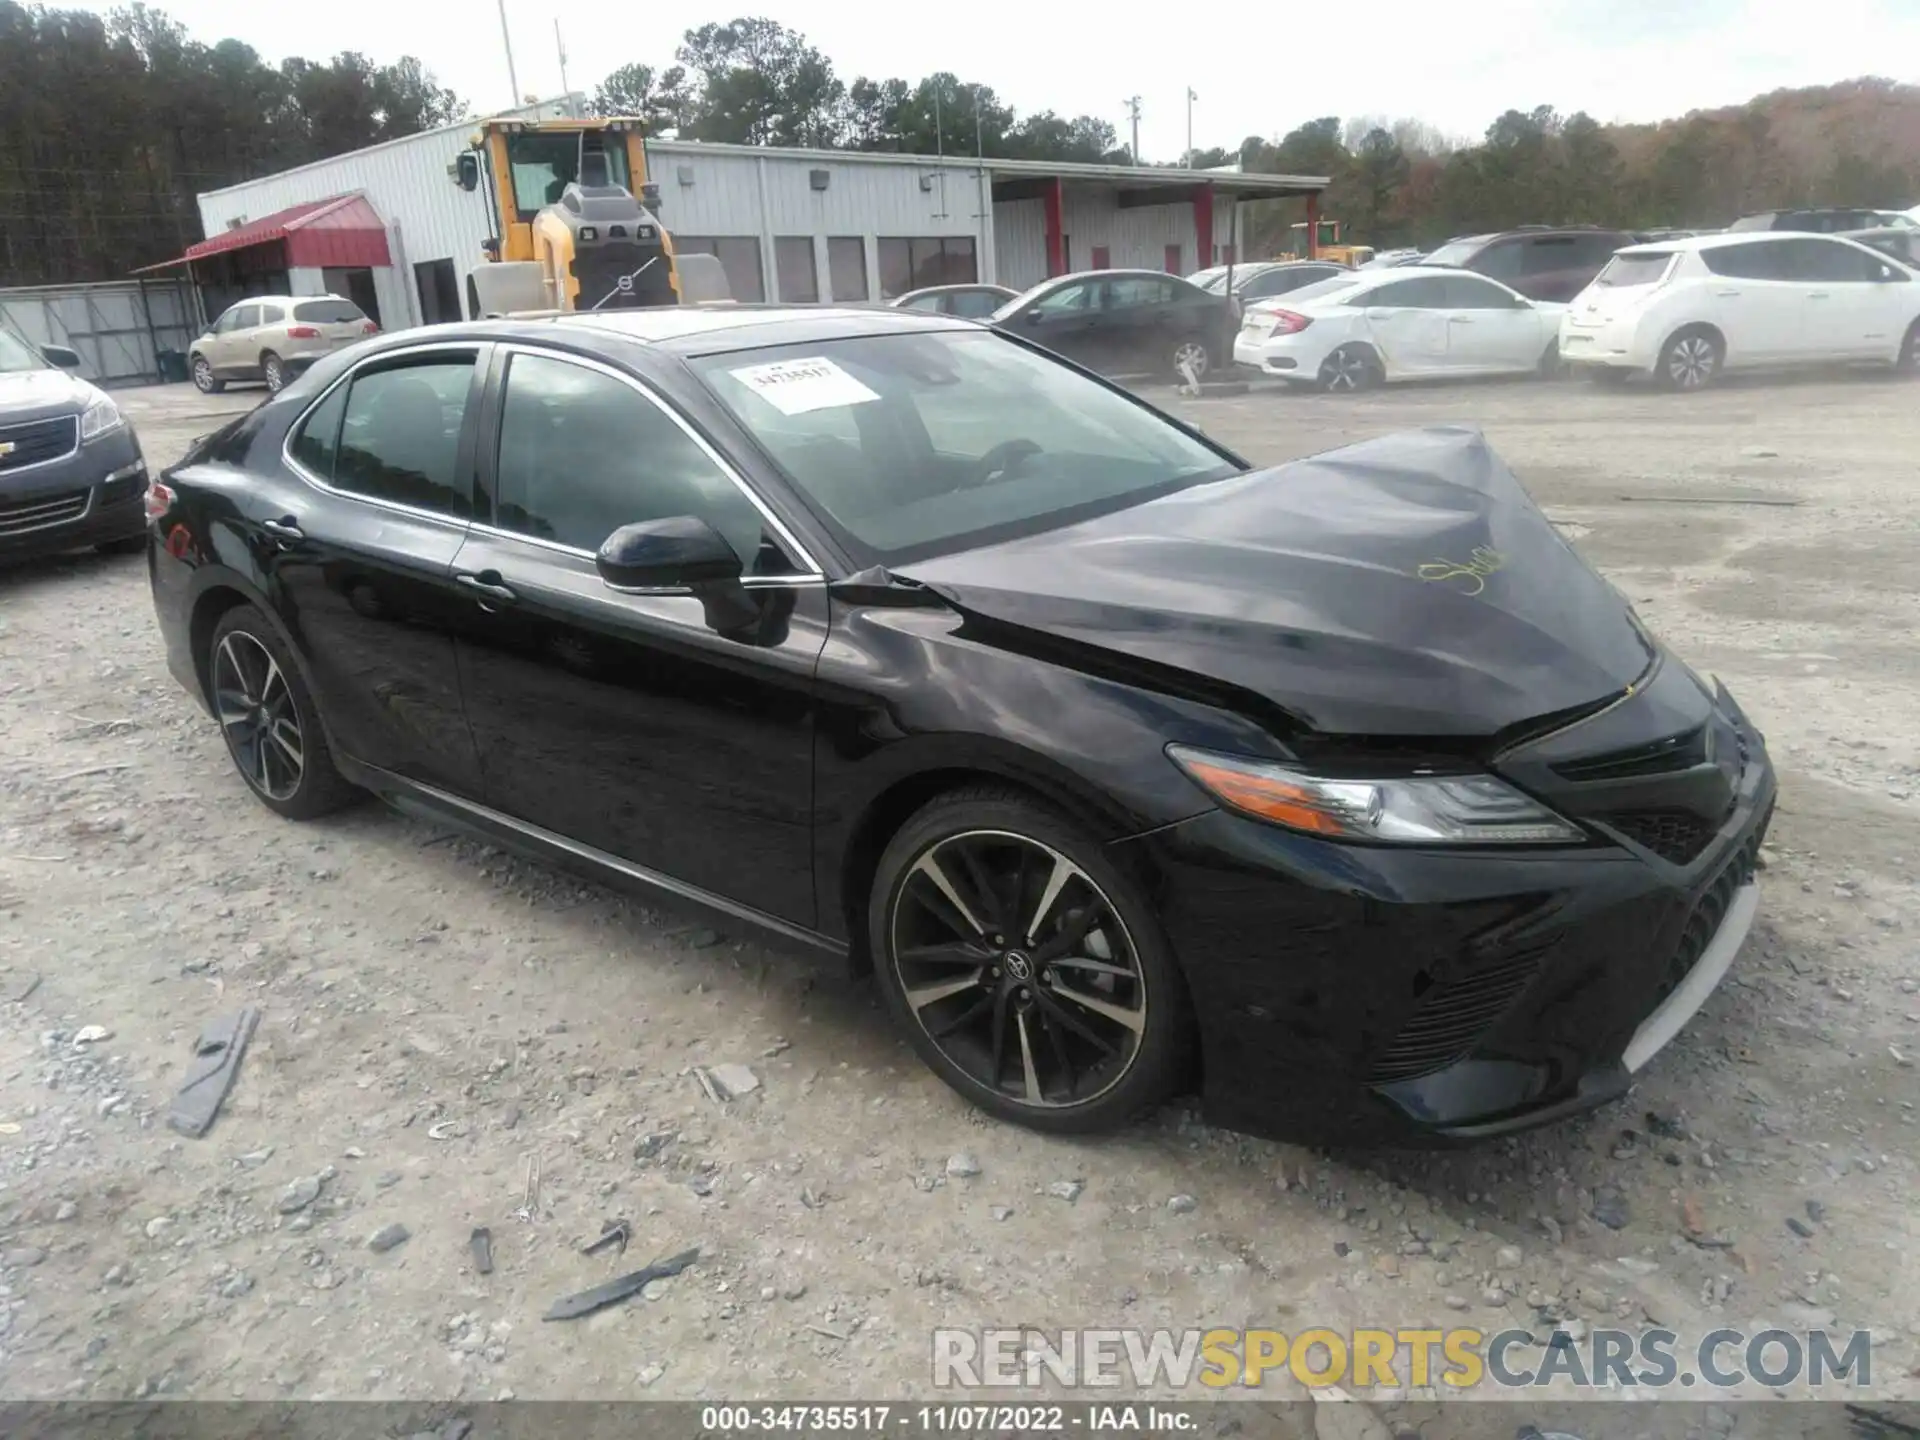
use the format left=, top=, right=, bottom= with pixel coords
left=258, top=304, right=286, bottom=325
left=1471, top=242, right=1525, bottom=280
left=289, top=382, right=348, bottom=478
left=1703, top=242, right=1787, bottom=280
left=947, top=290, right=1002, bottom=318
left=322, top=356, right=476, bottom=517
left=294, top=300, right=366, bottom=323
left=1364, top=277, right=1449, bottom=307
left=1595, top=253, right=1675, bottom=287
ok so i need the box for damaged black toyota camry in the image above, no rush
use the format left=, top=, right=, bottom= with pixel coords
left=146, top=305, right=1774, bottom=1147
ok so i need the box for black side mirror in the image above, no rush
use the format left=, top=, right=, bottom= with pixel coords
left=1022, top=308, right=1045, bottom=325
left=40, top=344, right=81, bottom=370
left=596, top=515, right=741, bottom=591
left=453, top=151, right=482, bottom=193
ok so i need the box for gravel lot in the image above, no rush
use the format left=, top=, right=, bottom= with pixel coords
left=1, top=371, right=1917, bottom=1421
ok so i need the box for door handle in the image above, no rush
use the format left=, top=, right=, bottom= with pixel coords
left=1447, top=316, right=1473, bottom=324
left=455, top=571, right=517, bottom=604
left=260, top=516, right=304, bottom=541
left=1713, top=289, right=1741, bottom=298
left=1807, top=292, right=1829, bottom=300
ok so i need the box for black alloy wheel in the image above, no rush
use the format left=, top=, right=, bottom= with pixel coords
left=207, top=606, right=355, bottom=820
left=872, top=790, right=1189, bottom=1133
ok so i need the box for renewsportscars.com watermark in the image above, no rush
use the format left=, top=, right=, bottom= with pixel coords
left=932, top=1326, right=1875, bottom=1391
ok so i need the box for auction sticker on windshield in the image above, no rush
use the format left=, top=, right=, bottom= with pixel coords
left=729, top=356, right=880, bottom=416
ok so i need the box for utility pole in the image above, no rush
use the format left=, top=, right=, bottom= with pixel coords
left=972, top=83, right=984, bottom=160
left=554, top=21, right=571, bottom=116
left=1124, top=96, right=1142, bottom=165
left=1185, top=87, right=1197, bottom=167
left=496, top=0, right=521, bottom=108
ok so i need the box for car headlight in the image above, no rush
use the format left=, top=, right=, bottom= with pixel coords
left=79, top=392, right=124, bottom=443
left=1167, top=745, right=1585, bottom=845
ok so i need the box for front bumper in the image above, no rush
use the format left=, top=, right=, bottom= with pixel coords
left=1117, top=673, right=1776, bottom=1147
left=0, top=423, right=148, bottom=561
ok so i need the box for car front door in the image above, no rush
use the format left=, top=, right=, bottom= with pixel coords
left=247, top=303, right=287, bottom=378
left=448, top=346, right=828, bottom=926
left=1009, top=280, right=1105, bottom=367
left=1438, top=274, right=1550, bottom=372
left=1780, top=237, right=1904, bottom=358
left=265, top=342, right=489, bottom=795
left=207, top=305, right=256, bottom=375
left=1358, top=276, right=1453, bottom=376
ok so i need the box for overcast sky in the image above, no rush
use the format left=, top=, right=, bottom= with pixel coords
left=73, top=0, right=1920, bottom=159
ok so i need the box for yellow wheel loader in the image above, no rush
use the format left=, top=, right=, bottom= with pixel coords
left=449, top=117, right=730, bottom=318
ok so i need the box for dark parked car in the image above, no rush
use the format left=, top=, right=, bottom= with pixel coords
left=148, top=306, right=1775, bottom=1146
left=990, top=270, right=1233, bottom=378
left=892, top=284, right=1019, bottom=319
left=1841, top=227, right=1920, bottom=268
left=1728, top=208, right=1914, bottom=234
left=1418, top=227, right=1638, bottom=303
left=1, top=327, right=148, bottom=562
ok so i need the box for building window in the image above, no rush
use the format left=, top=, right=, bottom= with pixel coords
left=675, top=237, right=765, bottom=303
left=827, top=237, right=868, bottom=302
left=877, top=237, right=978, bottom=298
left=774, top=236, right=819, bottom=303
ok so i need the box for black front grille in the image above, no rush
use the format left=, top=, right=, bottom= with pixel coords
left=1601, top=808, right=1717, bottom=865
left=1552, top=725, right=1710, bottom=781
left=0, top=414, right=79, bottom=472
left=1649, top=803, right=1770, bottom=1006
left=1367, top=942, right=1554, bottom=1084
left=0, top=488, right=88, bottom=535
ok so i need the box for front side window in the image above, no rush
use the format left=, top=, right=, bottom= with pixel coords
left=1441, top=275, right=1523, bottom=309
left=493, top=353, right=790, bottom=573
left=693, top=331, right=1237, bottom=563
left=1364, top=277, right=1449, bottom=308
left=1029, top=281, right=1096, bottom=317
left=321, top=356, right=475, bottom=517
left=1473, top=241, right=1526, bottom=280
left=947, top=290, right=1004, bottom=319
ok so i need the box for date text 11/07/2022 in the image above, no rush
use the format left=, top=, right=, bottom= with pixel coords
left=698, top=1406, right=1196, bottom=1434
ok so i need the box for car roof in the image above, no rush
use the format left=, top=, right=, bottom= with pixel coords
left=1613, top=230, right=1878, bottom=255
left=899, top=283, right=1012, bottom=296
left=556, top=303, right=975, bottom=356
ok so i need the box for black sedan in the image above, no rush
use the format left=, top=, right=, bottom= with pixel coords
left=989, top=270, right=1233, bottom=380
left=1, top=328, right=149, bottom=561
left=146, top=305, right=1775, bottom=1146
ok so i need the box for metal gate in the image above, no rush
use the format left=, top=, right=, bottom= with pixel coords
left=0, top=279, right=200, bottom=389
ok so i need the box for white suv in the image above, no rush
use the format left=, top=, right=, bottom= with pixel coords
left=190, top=295, right=377, bottom=396
left=1560, top=232, right=1920, bottom=389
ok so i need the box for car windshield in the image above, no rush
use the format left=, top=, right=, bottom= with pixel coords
left=1418, top=238, right=1485, bottom=267
left=0, top=327, right=49, bottom=373
left=693, top=330, right=1238, bottom=563
left=1595, top=253, right=1675, bottom=287
left=1188, top=267, right=1229, bottom=292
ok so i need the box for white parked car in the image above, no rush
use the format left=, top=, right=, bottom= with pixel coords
left=1559, top=232, right=1920, bottom=389
left=1230, top=267, right=1565, bottom=391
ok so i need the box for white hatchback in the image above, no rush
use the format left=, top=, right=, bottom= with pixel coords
left=1560, top=232, right=1920, bottom=389
left=1231, top=267, right=1566, bottom=391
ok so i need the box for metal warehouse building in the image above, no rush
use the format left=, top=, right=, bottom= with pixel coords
left=149, top=102, right=1324, bottom=330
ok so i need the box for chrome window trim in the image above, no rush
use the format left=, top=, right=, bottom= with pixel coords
left=462, top=518, right=824, bottom=589
left=278, top=340, right=488, bottom=534
left=490, top=342, right=825, bottom=580
left=0, top=413, right=81, bottom=475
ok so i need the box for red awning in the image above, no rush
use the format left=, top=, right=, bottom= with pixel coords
left=182, top=194, right=392, bottom=269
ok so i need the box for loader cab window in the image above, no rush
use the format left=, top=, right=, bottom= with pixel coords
left=505, top=133, right=631, bottom=221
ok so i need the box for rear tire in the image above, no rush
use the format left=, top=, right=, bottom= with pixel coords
left=1656, top=326, right=1723, bottom=391
left=1897, top=319, right=1920, bottom=373
left=207, top=605, right=357, bottom=821
left=1319, top=343, right=1381, bottom=393
left=868, top=787, right=1192, bottom=1135
left=191, top=355, right=224, bottom=394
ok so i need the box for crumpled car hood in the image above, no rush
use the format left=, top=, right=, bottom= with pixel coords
left=896, top=425, right=1651, bottom=738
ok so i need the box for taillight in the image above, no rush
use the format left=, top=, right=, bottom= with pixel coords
left=1268, top=309, right=1312, bottom=335
left=144, top=480, right=175, bottom=521
left=286, top=325, right=321, bottom=339
left=361, top=321, right=379, bottom=334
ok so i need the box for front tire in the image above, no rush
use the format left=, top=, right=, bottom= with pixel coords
left=207, top=606, right=356, bottom=820
left=191, top=355, right=224, bottom=394
left=1897, top=319, right=1920, bottom=373
left=1656, top=327, right=1723, bottom=391
left=1170, top=338, right=1211, bottom=382
left=1319, top=343, right=1381, bottom=393
left=262, top=352, right=286, bottom=394
left=869, top=788, right=1192, bottom=1135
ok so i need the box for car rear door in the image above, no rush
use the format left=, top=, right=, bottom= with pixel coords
left=1437, top=275, right=1550, bottom=372
left=1698, top=240, right=1802, bottom=363
left=447, top=345, right=828, bottom=926
left=264, top=341, right=489, bottom=795
left=1358, top=276, right=1453, bottom=375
